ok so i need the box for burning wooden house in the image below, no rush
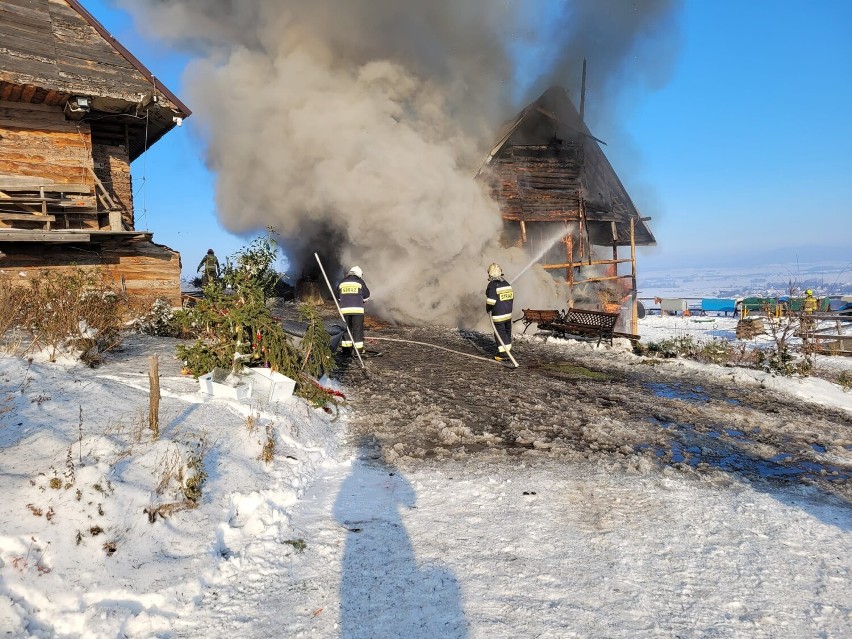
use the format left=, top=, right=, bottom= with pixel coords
left=0, top=0, right=190, bottom=304
left=476, top=85, right=656, bottom=333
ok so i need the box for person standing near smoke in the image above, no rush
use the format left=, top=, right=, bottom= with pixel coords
left=337, top=266, right=371, bottom=356
left=197, top=249, right=220, bottom=287
left=485, top=263, right=514, bottom=360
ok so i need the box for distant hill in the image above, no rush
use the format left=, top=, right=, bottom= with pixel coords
left=636, top=248, right=852, bottom=298
left=640, top=245, right=850, bottom=272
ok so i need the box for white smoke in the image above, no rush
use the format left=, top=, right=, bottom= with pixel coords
left=125, top=0, right=680, bottom=325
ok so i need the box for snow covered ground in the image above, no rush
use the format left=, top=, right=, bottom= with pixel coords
left=1, top=319, right=850, bottom=638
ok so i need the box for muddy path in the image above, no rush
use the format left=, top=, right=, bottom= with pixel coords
left=329, top=322, right=852, bottom=503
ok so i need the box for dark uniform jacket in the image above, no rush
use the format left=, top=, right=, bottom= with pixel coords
left=486, top=278, right=514, bottom=322
left=338, top=274, right=370, bottom=315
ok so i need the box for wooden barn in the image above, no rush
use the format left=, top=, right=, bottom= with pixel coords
left=0, top=0, right=190, bottom=304
left=476, top=85, right=656, bottom=332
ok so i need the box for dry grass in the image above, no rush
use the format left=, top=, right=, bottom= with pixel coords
left=244, top=410, right=260, bottom=434
left=260, top=423, right=275, bottom=463
left=0, top=268, right=126, bottom=363
left=155, top=447, right=184, bottom=496
left=0, top=284, right=27, bottom=339
left=103, top=410, right=153, bottom=459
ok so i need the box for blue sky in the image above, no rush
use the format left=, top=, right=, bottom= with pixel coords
left=621, top=1, right=852, bottom=267
left=83, top=1, right=852, bottom=277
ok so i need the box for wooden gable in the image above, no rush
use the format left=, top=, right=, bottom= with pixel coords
left=0, top=0, right=190, bottom=160
left=478, top=87, right=655, bottom=247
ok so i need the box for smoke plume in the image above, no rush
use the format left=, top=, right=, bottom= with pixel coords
left=126, top=0, right=681, bottom=325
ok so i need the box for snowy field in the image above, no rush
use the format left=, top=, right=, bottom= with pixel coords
left=1, top=317, right=851, bottom=638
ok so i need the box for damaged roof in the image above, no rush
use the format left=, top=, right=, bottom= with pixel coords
left=478, top=86, right=655, bottom=247
left=0, top=0, right=190, bottom=161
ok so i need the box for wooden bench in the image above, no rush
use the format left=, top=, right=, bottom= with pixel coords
left=518, top=309, right=560, bottom=334
left=532, top=307, right=620, bottom=346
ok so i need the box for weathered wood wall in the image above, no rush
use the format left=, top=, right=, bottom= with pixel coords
left=92, top=142, right=132, bottom=228
left=0, top=0, right=158, bottom=103
left=0, top=100, right=94, bottom=185
left=481, top=140, right=655, bottom=247
left=0, top=238, right=182, bottom=305
left=484, top=145, right=583, bottom=222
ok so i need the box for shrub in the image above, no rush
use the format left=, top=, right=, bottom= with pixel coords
left=176, top=239, right=337, bottom=405
left=222, top=235, right=281, bottom=298
left=646, top=335, right=699, bottom=359
left=155, top=437, right=209, bottom=504
left=298, top=303, right=334, bottom=378
left=696, top=339, right=735, bottom=366
left=0, top=284, right=28, bottom=340
left=184, top=439, right=209, bottom=503
left=755, top=345, right=795, bottom=376
left=132, top=298, right=180, bottom=337
left=16, top=269, right=123, bottom=362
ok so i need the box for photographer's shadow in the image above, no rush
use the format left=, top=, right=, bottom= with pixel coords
left=333, top=440, right=467, bottom=638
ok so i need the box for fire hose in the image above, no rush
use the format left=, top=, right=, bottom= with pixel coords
left=367, top=336, right=513, bottom=368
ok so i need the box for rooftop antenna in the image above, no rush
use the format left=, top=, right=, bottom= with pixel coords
left=580, top=58, right=587, bottom=122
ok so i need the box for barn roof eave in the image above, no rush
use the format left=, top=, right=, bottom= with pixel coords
left=65, top=0, right=191, bottom=119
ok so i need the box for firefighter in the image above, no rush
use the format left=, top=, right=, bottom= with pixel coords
left=803, top=289, right=818, bottom=314
left=197, top=249, right=220, bottom=287
left=337, top=265, right=370, bottom=356
left=485, top=262, right=514, bottom=360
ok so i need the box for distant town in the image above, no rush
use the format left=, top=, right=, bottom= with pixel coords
left=638, top=260, right=852, bottom=299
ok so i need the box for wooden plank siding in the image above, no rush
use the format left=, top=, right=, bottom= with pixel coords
left=0, top=99, right=94, bottom=186
left=483, top=148, right=584, bottom=222
left=0, top=238, right=182, bottom=305
left=92, top=142, right=132, bottom=228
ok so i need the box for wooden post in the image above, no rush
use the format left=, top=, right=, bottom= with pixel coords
left=148, top=355, right=160, bottom=438
left=566, top=234, right=574, bottom=287
left=520, top=220, right=527, bottom=244
left=630, top=218, right=638, bottom=335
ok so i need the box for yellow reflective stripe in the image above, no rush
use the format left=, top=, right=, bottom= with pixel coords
left=354, top=342, right=364, bottom=349
left=339, top=283, right=362, bottom=294
left=340, top=307, right=364, bottom=314
left=492, top=313, right=512, bottom=322
left=341, top=340, right=353, bottom=347
left=495, top=286, right=512, bottom=293
left=486, top=298, right=497, bottom=304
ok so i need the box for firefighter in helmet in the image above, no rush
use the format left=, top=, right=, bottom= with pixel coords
left=803, top=289, right=818, bottom=314
left=337, top=265, right=370, bottom=355
left=197, top=249, right=220, bottom=287
left=485, top=263, right=514, bottom=360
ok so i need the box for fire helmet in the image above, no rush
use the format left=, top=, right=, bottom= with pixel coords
left=207, top=248, right=214, bottom=254
left=349, top=266, right=363, bottom=278
left=806, top=289, right=813, bottom=296
left=487, top=263, right=503, bottom=279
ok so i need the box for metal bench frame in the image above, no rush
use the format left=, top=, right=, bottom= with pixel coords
left=521, top=307, right=620, bottom=346
left=518, top=309, right=560, bottom=334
